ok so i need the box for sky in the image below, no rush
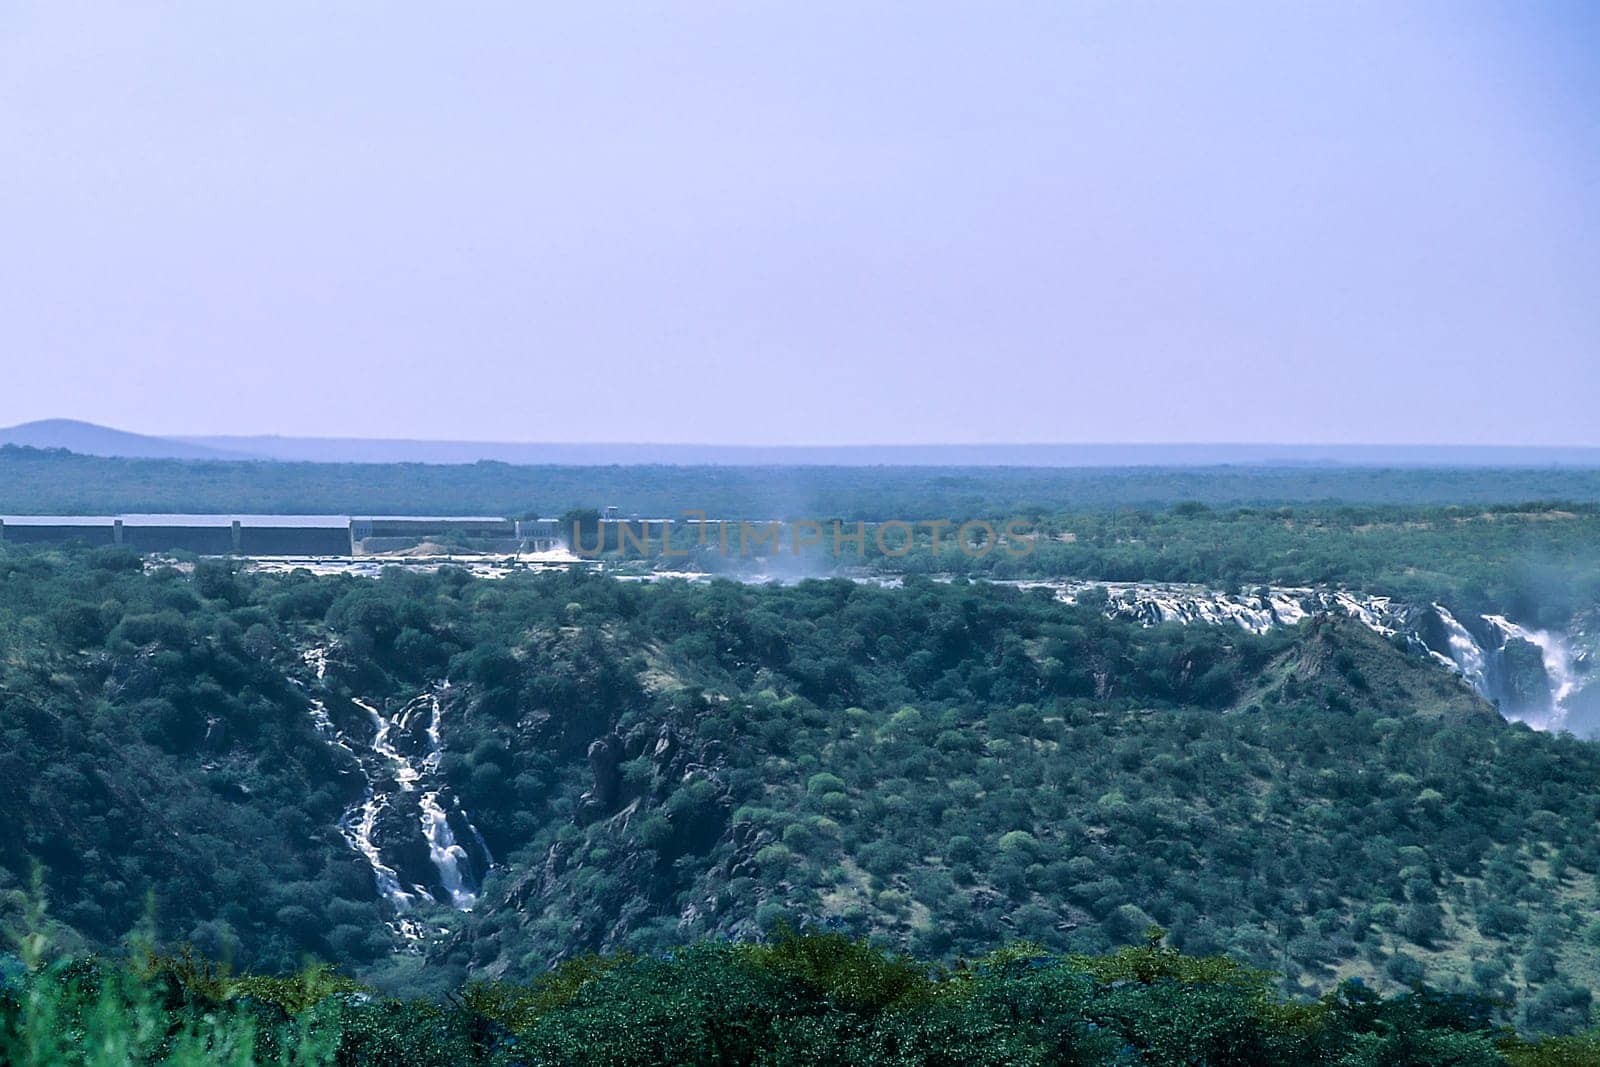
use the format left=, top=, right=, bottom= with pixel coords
left=1, top=2, right=1596, bottom=445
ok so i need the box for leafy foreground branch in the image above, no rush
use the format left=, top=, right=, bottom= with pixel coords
left=3, top=930, right=1599, bottom=1066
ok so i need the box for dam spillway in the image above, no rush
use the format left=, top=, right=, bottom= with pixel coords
left=0, top=513, right=515, bottom=555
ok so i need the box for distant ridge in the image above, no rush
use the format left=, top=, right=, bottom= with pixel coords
left=0, top=419, right=256, bottom=461
left=178, top=435, right=1600, bottom=468
left=3, top=420, right=1600, bottom=467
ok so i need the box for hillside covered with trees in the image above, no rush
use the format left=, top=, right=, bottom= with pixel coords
left=867, top=504, right=1600, bottom=626
left=3, top=546, right=1600, bottom=1041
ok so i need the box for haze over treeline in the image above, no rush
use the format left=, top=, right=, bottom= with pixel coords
left=7, top=444, right=1600, bottom=517
left=6, top=419, right=1600, bottom=468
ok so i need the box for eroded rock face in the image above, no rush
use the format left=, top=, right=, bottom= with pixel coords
left=1494, top=638, right=1553, bottom=716
left=102, top=649, right=160, bottom=702
left=369, top=798, right=437, bottom=897
left=579, top=734, right=624, bottom=821
left=445, top=707, right=736, bottom=969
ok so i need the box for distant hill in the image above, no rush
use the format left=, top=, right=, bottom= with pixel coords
left=6, top=419, right=1600, bottom=467
left=0, top=419, right=257, bottom=460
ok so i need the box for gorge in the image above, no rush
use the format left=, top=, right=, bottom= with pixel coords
left=301, top=647, right=492, bottom=939
left=1025, top=580, right=1597, bottom=734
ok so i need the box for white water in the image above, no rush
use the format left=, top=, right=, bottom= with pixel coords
left=420, top=790, right=478, bottom=909
left=1010, top=582, right=1589, bottom=732
left=1434, top=605, right=1490, bottom=695
left=307, top=697, right=337, bottom=738
left=301, top=649, right=489, bottom=932
left=1483, top=615, right=1580, bottom=730
left=353, top=691, right=485, bottom=910
left=467, top=819, right=495, bottom=869
left=1037, top=581, right=1417, bottom=639
left=414, top=691, right=480, bottom=910
left=301, top=650, right=426, bottom=927
left=358, top=697, right=422, bottom=791
left=331, top=695, right=434, bottom=930
left=1268, top=592, right=1309, bottom=626
left=346, top=792, right=421, bottom=910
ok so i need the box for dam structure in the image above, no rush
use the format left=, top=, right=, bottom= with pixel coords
left=0, top=514, right=518, bottom=556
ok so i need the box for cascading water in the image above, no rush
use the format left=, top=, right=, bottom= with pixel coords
left=1044, top=581, right=1422, bottom=638
left=1482, top=615, right=1580, bottom=730
left=300, top=649, right=491, bottom=935
left=420, top=790, right=478, bottom=909
left=1022, top=582, right=1592, bottom=733
left=1267, top=592, right=1309, bottom=626
left=415, top=692, right=480, bottom=910
left=345, top=791, right=421, bottom=909
left=1433, top=605, right=1489, bottom=694
left=467, top=819, right=495, bottom=870
left=356, top=697, right=423, bottom=791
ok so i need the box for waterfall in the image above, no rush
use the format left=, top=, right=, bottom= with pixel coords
left=1330, top=592, right=1398, bottom=636
left=1433, top=605, right=1490, bottom=695
left=1268, top=592, right=1309, bottom=626
left=466, top=816, right=495, bottom=869
left=1483, top=615, right=1579, bottom=730
left=301, top=650, right=491, bottom=933
left=357, top=697, right=422, bottom=791
left=1064, top=582, right=1412, bottom=638
left=332, top=697, right=435, bottom=935
left=351, top=690, right=486, bottom=911
left=344, top=792, right=421, bottom=911
left=415, top=691, right=482, bottom=910
left=1034, top=584, right=1592, bottom=733
left=420, top=790, right=478, bottom=909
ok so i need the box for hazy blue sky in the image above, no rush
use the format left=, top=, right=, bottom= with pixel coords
left=2, top=3, right=1596, bottom=445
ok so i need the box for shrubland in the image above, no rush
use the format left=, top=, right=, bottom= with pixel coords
left=7, top=927, right=1600, bottom=1065
left=3, top=547, right=1600, bottom=1039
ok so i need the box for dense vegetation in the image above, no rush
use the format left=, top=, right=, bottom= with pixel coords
left=8, top=929, right=1600, bottom=1065
left=3, top=546, right=1600, bottom=1040
left=8, top=443, right=1600, bottom=627
left=865, top=504, right=1600, bottom=627
left=606, top=504, right=1600, bottom=632
left=7, top=444, right=1600, bottom=517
